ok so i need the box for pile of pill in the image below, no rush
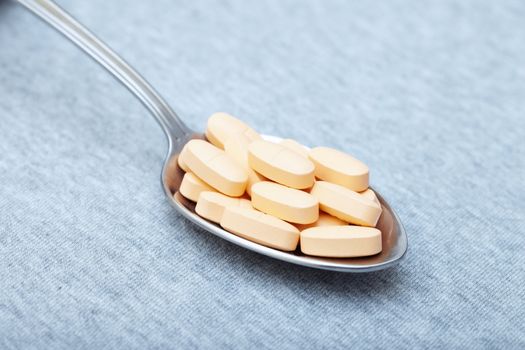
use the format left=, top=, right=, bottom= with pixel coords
left=177, top=112, right=383, bottom=258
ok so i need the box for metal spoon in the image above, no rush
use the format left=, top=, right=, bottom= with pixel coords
left=16, top=0, right=407, bottom=272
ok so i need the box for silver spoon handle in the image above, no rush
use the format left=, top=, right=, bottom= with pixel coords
left=16, top=0, right=190, bottom=143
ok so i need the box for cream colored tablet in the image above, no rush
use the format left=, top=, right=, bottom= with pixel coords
left=251, top=181, right=318, bottom=224
left=360, top=188, right=380, bottom=207
left=296, top=212, right=348, bottom=231
left=248, top=140, right=315, bottom=189
left=224, top=134, right=266, bottom=196
left=310, top=181, right=382, bottom=227
left=184, top=139, right=248, bottom=197
left=279, top=139, right=309, bottom=158
left=221, top=206, right=300, bottom=251
left=205, top=112, right=261, bottom=149
left=177, top=144, right=190, bottom=172
left=300, top=226, right=382, bottom=257
left=309, top=147, right=369, bottom=192
left=179, top=172, right=215, bottom=202
left=195, top=191, right=252, bottom=224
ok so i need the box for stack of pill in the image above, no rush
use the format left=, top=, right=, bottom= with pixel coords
left=177, top=113, right=383, bottom=258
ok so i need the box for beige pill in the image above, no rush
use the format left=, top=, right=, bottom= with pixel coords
left=221, top=206, right=300, bottom=251
left=360, top=188, right=380, bottom=207
left=177, top=144, right=190, bottom=172
left=184, top=139, right=248, bottom=197
left=296, top=212, right=348, bottom=231
left=279, top=139, right=309, bottom=158
left=179, top=172, right=215, bottom=202
left=300, top=226, right=382, bottom=258
left=310, top=181, right=382, bottom=227
left=195, top=191, right=252, bottom=224
left=309, top=147, right=369, bottom=192
left=251, top=181, right=319, bottom=224
left=205, top=112, right=261, bottom=149
left=224, top=134, right=266, bottom=196
left=248, top=140, right=315, bottom=189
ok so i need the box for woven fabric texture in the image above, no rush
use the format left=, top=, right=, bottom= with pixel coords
left=1, top=0, right=524, bottom=348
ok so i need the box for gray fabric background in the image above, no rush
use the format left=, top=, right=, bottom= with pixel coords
left=1, top=0, right=524, bottom=348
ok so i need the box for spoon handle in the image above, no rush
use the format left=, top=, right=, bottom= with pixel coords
left=16, top=0, right=191, bottom=144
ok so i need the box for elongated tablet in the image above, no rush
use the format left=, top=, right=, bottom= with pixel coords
left=248, top=140, right=315, bottom=189
left=251, top=181, right=318, bottom=224
left=221, top=206, right=300, bottom=251
left=179, top=172, right=215, bottom=202
left=195, top=191, right=252, bottom=224
left=300, top=226, right=382, bottom=257
left=309, top=147, right=369, bottom=192
left=184, top=139, right=248, bottom=197
left=310, top=181, right=382, bottom=227
left=296, top=212, right=348, bottom=231
left=279, top=139, right=309, bottom=158
left=205, top=112, right=261, bottom=149
left=224, top=134, right=266, bottom=196
left=360, top=188, right=380, bottom=207
left=177, top=144, right=190, bottom=172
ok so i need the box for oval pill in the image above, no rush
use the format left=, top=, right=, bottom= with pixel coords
left=309, top=147, right=369, bottom=192
left=185, top=139, right=248, bottom=197
left=296, top=212, right=348, bottom=231
left=205, top=112, right=261, bottom=149
left=224, top=134, right=266, bottom=196
left=251, top=181, right=319, bottom=224
left=179, top=172, right=215, bottom=202
left=221, top=206, right=300, bottom=251
left=248, top=140, right=315, bottom=189
left=300, top=226, right=382, bottom=258
left=279, top=139, right=309, bottom=158
left=310, top=181, right=382, bottom=227
left=195, top=191, right=252, bottom=224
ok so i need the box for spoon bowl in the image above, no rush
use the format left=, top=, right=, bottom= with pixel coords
left=163, top=134, right=407, bottom=272
left=18, top=0, right=407, bottom=272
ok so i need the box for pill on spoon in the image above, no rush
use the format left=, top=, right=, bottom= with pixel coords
left=221, top=206, right=300, bottom=251
left=251, top=181, right=319, bottom=224
left=309, top=147, right=369, bottom=192
left=279, top=139, right=309, bottom=158
left=248, top=140, right=315, bottom=189
left=205, top=112, right=261, bottom=149
left=196, top=191, right=252, bottom=224
left=224, top=134, right=267, bottom=196
left=310, top=181, right=382, bottom=227
left=185, top=139, right=248, bottom=197
left=300, top=226, right=382, bottom=258
left=179, top=172, right=215, bottom=202
left=296, top=212, right=348, bottom=231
